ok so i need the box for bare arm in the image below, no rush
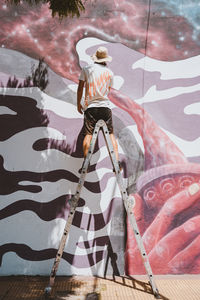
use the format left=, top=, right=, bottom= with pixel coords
left=77, top=80, right=85, bottom=114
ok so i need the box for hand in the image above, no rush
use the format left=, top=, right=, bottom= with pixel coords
left=77, top=103, right=83, bottom=114
left=126, top=181, right=200, bottom=274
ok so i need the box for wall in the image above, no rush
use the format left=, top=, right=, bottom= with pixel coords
left=0, top=0, right=200, bottom=275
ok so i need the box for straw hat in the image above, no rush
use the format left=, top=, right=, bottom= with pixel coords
left=91, top=46, right=112, bottom=63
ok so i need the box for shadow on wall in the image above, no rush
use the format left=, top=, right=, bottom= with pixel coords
left=0, top=58, right=49, bottom=91
left=0, top=75, right=127, bottom=276
left=0, top=58, right=80, bottom=275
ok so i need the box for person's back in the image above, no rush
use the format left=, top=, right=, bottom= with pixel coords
left=80, top=62, right=113, bottom=111
left=77, top=46, right=121, bottom=171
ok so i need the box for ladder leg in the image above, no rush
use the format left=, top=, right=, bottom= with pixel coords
left=44, top=121, right=102, bottom=295
left=44, top=195, right=79, bottom=295
left=101, top=122, right=161, bottom=299
left=125, top=196, right=161, bottom=298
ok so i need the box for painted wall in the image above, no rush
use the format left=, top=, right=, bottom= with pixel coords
left=0, top=0, right=200, bottom=276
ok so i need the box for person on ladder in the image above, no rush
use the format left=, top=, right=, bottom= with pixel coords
left=77, top=46, right=121, bottom=171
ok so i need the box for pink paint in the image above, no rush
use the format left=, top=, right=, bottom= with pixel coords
left=109, top=89, right=187, bottom=170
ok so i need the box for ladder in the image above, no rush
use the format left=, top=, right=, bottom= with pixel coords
left=44, top=120, right=161, bottom=299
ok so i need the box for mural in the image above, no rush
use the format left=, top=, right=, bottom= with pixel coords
left=0, top=0, right=200, bottom=276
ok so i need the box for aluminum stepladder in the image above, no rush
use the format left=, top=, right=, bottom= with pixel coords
left=44, top=119, right=161, bottom=299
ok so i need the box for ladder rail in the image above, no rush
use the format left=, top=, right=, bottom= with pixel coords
left=46, top=121, right=102, bottom=290
left=125, top=197, right=159, bottom=296
left=45, top=119, right=160, bottom=298
left=102, top=122, right=160, bottom=298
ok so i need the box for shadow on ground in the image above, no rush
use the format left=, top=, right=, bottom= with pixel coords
left=0, top=275, right=170, bottom=300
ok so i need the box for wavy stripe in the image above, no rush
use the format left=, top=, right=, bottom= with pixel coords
left=0, top=243, right=105, bottom=268
left=0, top=155, right=108, bottom=195
left=133, top=55, right=200, bottom=80
left=0, top=127, right=127, bottom=176
left=0, top=195, right=79, bottom=221
left=0, top=175, right=123, bottom=219
left=136, top=83, right=200, bottom=105
left=0, top=156, right=128, bottom=202
left=0, top=195, right=120, bottom=229
left=0, top=179, right=76, bottom=207
left=0, top=211, right=114, bottom=255
left=0, top=93, right=48, bottom=141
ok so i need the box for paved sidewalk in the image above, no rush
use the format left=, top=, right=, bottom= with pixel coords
left=0, top=275, right=200, bottom=300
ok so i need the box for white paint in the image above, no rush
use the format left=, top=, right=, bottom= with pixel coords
left=0, top=252, right=108, bottom=275
left=0, top=210, right=113, bottom=275
left=135, top=83, right=200, bottom=104
left=0, top=179, right=74, bottom=209
left=188, top=183, right=200, bottom=195
left=0, top=132, right=122, bottom=174
left=0, top=126, right=68, bottom=172
left=162, top=127, right=200, bottom=158
left=0, top=106, right=17, bottom=115
left=0, top=252, right=57, bottom=275
left=132, top=55, right=200, bottom=80
left=0, top=211, right=111, bottom=251
left=113, top=75, right=124, bottom=90
left=0, top=211, right=66, bottom=249
left=184, top=102, right=200, bottom=115
left=68, top=83, right=78, bottom=93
